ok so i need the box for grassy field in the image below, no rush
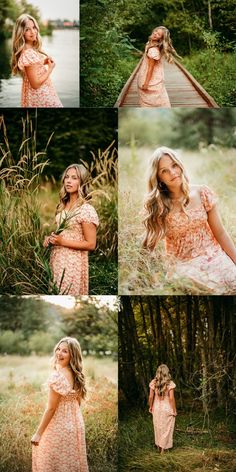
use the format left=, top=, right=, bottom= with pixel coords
left=0, top=355, right=117, bottom=472
left=119, top=146, right=236, bottom=294
left=119, top=408, right=236, bottom=472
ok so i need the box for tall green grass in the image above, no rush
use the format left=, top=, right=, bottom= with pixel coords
left=0, top=115, right=117, bottom=294
left=119, top=408, right=236, bottom=472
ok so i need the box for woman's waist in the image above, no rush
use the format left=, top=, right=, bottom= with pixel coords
left=166, top=242, right=222, bottom=262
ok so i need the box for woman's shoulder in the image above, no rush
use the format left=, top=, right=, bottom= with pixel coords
left=18, top=48, right=40, bottom=68
left=167, top=380, right=176, bottom=390
left=77, top=202, right=99, bottom=225
left=149, top=378, right=156, bottom=389
left=147, top=46, right=161, bottom=60
left=190, top=184, right=217, bottom=212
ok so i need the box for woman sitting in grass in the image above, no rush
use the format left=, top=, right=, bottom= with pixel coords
left=149, top=364, right=177, bottom=453
left=31, top=337, right=89, bottom=472
left=44, top=164, right=99, bottom=295
left=142, top=147, right=236, bottom=294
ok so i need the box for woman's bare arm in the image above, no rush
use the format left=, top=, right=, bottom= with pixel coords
left=149, top=388, right=155, bottom=413
left=142, top=58, right=156, bottom=89
left=207, top=205, right=236, bottom=264
left=31, top=388, right=61, bottom=445
left=48, top=222, right=97, bottom=251
left=25, top=59, right=55, bottom=90
left=169, top=389, right=177, bottom=415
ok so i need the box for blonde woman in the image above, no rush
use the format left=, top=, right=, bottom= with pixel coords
left=143, top=147, right=236, bottom=294
left=31, top=337, right=89, bottom=472
left=44, top=164, right=99, bottom=295
left=138, top=26, right=179, bottom=107
left=149, top=364, right=177, bottom=453
left=11, top=14, right=63, bottom=107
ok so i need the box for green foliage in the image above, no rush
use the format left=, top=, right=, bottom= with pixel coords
left=80, top=0, right=235, bottom=105
left=182, top=51, right=236, bottom=107
left=0, top=296, right=118, bottom=356
left=0, top=329, right=28, bottom=354
left=1, top=109, right=118, bottom=181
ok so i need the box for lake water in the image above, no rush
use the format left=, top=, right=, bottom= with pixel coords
left=0, top=29, right=79, bottom=108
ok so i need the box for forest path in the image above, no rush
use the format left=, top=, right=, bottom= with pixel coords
left=114, top=57, right=219, bottom=108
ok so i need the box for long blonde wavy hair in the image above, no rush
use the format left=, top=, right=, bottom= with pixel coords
left=11, top=14, right=45, bottom=75
left=142, top=147, right=189, bottom=251
left=53, top=337, right=87, bottom=398
left=56, top=164, right=91, bottom=214
left=154, top=364, right=172, bottom=398
left=146, top=26, right=180, bottom=63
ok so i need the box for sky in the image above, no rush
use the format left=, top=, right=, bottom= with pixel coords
left=27, top=0, right=79, bottom=21
left=41, top=295, right=118, bottom=310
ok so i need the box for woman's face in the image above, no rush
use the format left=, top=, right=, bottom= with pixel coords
left=64, top=167, right=80, bottom=195
left=23, top=19, right=37, bottom=44
left=158, top=155, right=182, bottom=187
left=56, top=342, right=71, bottom=368
left=151, top=28, right=163, bottom=41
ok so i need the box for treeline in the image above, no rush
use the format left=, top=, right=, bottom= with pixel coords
left=0, top=296, right=118, bottom=356
left=0, top=0, right=52, bottom=39
left=119, top=108, right=236, bottom=149
left=119, top=296, right=236, bottom=413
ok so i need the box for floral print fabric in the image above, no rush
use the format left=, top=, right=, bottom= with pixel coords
left=149, top=379, right=176, bottom=449
left=137, top=46, right=171, bottom=107
left=32, top=370, right=89, bottom=472
left=18, top=48, right=63, bottom=108
left=50, top=203, right=99, bottom=295
left=165, top=186, right=236, bottom=294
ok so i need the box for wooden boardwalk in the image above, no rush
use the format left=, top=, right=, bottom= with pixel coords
left=115, top=57, right=218, bottom=108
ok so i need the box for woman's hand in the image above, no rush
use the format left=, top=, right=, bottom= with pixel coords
left=31, top=432, right=41, bottom=446
left=149, top=406, right=153, bottom=414
left=43, top=235, right=50, bottom=248
left=49, top=233, right=63, bottom=246
left=44, top=56, right=53, bottom=65
left=47, top=58, right=56, bottom=72
left=141, top=83, right=148, bottom=90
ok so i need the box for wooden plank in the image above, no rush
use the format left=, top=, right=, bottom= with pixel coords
left=115, top=56, right=219, bottom=108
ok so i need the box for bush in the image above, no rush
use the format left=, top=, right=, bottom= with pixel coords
left=182, top=51, right=236, bottom=107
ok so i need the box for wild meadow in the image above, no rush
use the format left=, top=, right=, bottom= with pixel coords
left=119, top=145, right=236, bottom=294
left=0, top=114, right=117, bottom=295
left=119, top=408, right=236, bottom=472
left=0, top=355, right=117, bottom=472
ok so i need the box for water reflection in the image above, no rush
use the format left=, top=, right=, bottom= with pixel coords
left=0, top=29, right=79, bottom=107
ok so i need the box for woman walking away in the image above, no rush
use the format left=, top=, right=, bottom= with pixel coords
left=149, top=364, right=177, bottom=453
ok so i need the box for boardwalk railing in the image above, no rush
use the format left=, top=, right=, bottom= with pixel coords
left=114, top=56, right=219, bottom=108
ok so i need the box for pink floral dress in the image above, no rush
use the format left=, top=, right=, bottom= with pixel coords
left=18, top=48, right=63, bottom=108
left=149, top=379, right=176, bottom=450
left=32, top=370, right=89, bottom=472
left=50, top=203, right=99, bottom=295
left=138, top=46, right=171, bottom=107
left=165, top=186, right=236, bottom=294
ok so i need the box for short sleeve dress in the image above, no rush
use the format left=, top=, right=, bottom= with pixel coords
left=138, top=46, right=171, bottom=107
left=149, top=379, right=176, bottom=450
left=165, top=186, right=236, bottom=294
left=32, top=370, right=89, bottom=472
left=18, top=48, right=63, bottom=108
left=50, top=203, right=99, bottom=295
